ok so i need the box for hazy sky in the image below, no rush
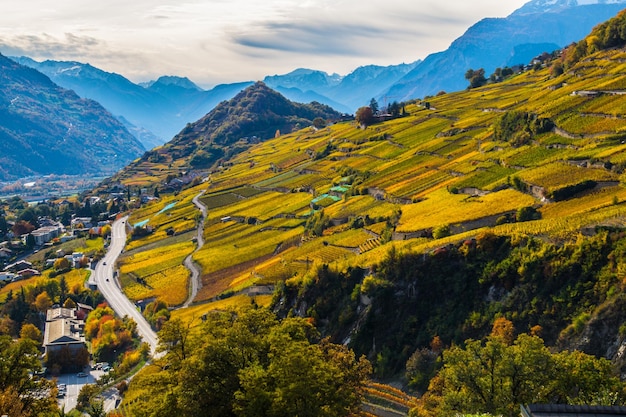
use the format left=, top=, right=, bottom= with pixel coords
left=0, top=0, right=529, bottom=87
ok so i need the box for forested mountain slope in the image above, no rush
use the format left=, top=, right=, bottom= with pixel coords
left=0, top=54, right=143, bottom=181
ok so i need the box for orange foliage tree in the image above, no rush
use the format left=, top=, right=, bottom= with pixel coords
left=85, top=304, right=135, bottom=361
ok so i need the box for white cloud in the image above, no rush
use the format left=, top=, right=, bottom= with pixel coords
left=0, top=0, right=529, bottom=86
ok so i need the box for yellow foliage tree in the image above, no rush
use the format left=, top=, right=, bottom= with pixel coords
left=34, top=291, right=52, bottom=312
left=19, top=323, right=42, bottom=343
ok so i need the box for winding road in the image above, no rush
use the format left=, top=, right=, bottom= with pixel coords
left=181, top=191, right=207, bottom=308
left=92, top=216, right=159, bottom=355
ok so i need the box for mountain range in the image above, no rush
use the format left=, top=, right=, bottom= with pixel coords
left=386, top=0, right=626, bottom=101
left=3, top=0, right=626, bottom=183
left=14, top=58, right=418, bottom=148
left=13, top=0, right=626, bottom=154
left=0, top=54, right=144, bottom=182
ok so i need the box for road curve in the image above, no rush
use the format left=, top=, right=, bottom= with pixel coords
left=93, top=216, right=159, bottom=355
left=181, top=191, right=207, bottom=308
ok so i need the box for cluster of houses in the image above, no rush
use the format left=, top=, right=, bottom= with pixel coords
left=0, top=215, right=114, bottom=284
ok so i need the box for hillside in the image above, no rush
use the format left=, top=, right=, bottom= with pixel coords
left=97, top=7, right=626, bottom=393
left=0, top=54, right=144, bottom=181
left=385, top=1, right=626, bottom=101
left=102, top=81, right=344, bottom=187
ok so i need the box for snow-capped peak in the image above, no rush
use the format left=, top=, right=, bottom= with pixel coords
left=512, top=0, right=626, bottom=16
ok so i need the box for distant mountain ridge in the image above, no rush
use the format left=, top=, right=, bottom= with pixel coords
left=13, top=57, right=418, bottom=149
left=0, top=54, right=144, bottom=181
left=11, top=57, right=253, bottom=149
left=383, top=1, right=626, bottom=101
left=512, top=0, right=626, bottom=15
left=11, top=0, right=626, bottom=157
left=263, top=62, right=420, bottom=111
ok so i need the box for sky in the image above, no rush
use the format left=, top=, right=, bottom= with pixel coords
left=0, top=0, right=530, bottom=88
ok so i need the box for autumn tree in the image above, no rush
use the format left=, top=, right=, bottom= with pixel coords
left=100, top=224, right=112, bottom=238
left=54, top=257, right=71, bottom=271
left=355, top=106, right=374, bottom=127
left=19, top=323, right=42, bottom=343
left=85, top=305, right=135, bottom=362
left=491, top=316, right=514, bottom=345
left=34, top=291, right=52, bottom=312
left=11, top=220, right=34, bottom=237
left=63, top=298, right=77, bottom=309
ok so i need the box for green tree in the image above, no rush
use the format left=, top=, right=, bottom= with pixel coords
left=0, top=337, right=57, bottom=415
left=156, top=317, right=194, bottom=368
left=77, top=384, right=98, bottom=411
left=59, top=275, right=68, bottom=305
left=369, top=98, right=379, bottom=113
left=87, top=400, right=105, bottom=417
left=313, top=117, right=326, bottom=129
left=465, top=68, right=487, bottom=89
left=129, top=307, right=370, bottom=417
left=432, top=224, right=450, bottom=239
left=435, top=333, right=623, bottom=417
left=25, top=234, right=35, bottom=249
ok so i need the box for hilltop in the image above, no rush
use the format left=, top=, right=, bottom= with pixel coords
left=0, top=54, right=144, bottom=181
left=101, top=81, right=344, bottom=188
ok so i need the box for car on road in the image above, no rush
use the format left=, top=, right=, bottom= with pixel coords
left=77, top=372, right=87, bottom=377
left=103, top=261, right=107, bottom=265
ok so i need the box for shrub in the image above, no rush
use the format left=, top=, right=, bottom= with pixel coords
left=433, top=224, right=451, bottom=239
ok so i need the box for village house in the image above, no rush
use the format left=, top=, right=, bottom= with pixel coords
left=0, top=247, right=12, bottom=260
left=0, top=272, right=17, bottom=283
left=71, top=217, right=93, bottom=230
left=29, top=223, right=63, bottom=246
left=43, top=307, right=89, bottom=373
left=4, top=259, right=33, bottom=272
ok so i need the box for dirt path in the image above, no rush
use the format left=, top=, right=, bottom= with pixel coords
left=181, top=190, right=207, bottom=308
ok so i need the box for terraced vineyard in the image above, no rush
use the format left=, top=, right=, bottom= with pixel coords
left=103, top=46, right=626, bottom=309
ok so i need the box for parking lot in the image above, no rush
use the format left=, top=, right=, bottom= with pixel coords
left=52, top=368, right=106, bottom=411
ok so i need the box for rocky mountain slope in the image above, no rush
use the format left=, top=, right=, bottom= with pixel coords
left=0, top=54, right=144, bottom=181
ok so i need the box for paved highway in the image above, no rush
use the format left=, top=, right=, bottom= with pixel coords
left=92, top=216, right=159, bottom=355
